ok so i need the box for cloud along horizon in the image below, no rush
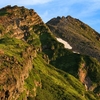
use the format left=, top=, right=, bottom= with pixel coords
left=0, top=0, right=53, bottom=7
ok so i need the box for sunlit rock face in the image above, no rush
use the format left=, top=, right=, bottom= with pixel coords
left=0, top=5, right=43, bottom=40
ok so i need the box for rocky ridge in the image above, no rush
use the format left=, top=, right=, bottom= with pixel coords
left=0, top=5, right=43, bottom=39
left=47, top=16, right=100, bottom=61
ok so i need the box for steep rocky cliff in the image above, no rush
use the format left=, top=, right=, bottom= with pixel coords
left=0, top=5, right=43, bottom=100
left=0, top=46, right=35, bottom=100
left=0, top=6, right=100, bottom=100
left=0, top=5, right=43, bottom=39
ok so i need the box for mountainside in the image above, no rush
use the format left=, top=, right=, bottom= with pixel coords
left=47, top=16, right=100, bottom=61
left=0, top=6, right=100, bottom=100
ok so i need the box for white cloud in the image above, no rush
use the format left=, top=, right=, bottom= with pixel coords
left=77, top=1, right=100, bottom=18
left=61, top=0, right=100, bottom=18
left=0, top=0, right=53, bottom=7
left=18, top=0, right=53, bottom=5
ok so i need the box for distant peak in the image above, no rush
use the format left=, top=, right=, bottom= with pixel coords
left=66, top=15, right=73, bottom=19
left=0, top=5, right=43, bottom=23
left=0, top=5, right=43, bottom=39
left=61, top=16, right=66, bottom=19
left=56, top=15, right=74, bottom=22
left=56, top=15, right=73, bottom=20
left=57, top=16, right=61, bottom=19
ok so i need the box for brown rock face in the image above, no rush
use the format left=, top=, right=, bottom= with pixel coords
left=0, top=5, right=43, bottom=39
left=0, top=5, right=43, bottom=100
left=78, top=63, right=92, bottom=91
left=0, top=46, right=36, bottom=100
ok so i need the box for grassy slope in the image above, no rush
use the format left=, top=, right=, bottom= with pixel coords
left=0, top=22, right=100, bottom=100
left=0, top=35, right=29, bottom=68
left=29, top=25, right=100, bottom=99
left=33, top=25, right=100, bottom=84
left=27, top=54, right=98, bottom=100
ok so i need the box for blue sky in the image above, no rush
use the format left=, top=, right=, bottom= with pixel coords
left=0, top=0, right=100, bottom=33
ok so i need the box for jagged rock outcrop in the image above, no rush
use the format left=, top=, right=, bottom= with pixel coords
left=0, top=46, right=37, bottom=100
left=78, top=63, right=92, bottom=91
left=0, top=5, right=43, bottom=39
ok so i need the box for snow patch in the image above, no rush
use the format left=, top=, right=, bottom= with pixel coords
left=56, top=38, right=72, bottom=49
left=56, top=38, right=80, bottom=54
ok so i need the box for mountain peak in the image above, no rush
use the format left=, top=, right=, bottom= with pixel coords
left=47, top=15, right=100, bottom=61
left=0, top=5, right=43, bottom=39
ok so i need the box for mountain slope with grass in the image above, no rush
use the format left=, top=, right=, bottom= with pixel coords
left=0, top=6, right=100, bottom=100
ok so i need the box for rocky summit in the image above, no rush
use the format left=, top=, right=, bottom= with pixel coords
left=0, top=5, right=43, bottom=39
left=0, top=6, right=100, bottom=100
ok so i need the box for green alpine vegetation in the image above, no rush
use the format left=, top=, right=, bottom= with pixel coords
left=0, top=5, right=100, bottom=100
